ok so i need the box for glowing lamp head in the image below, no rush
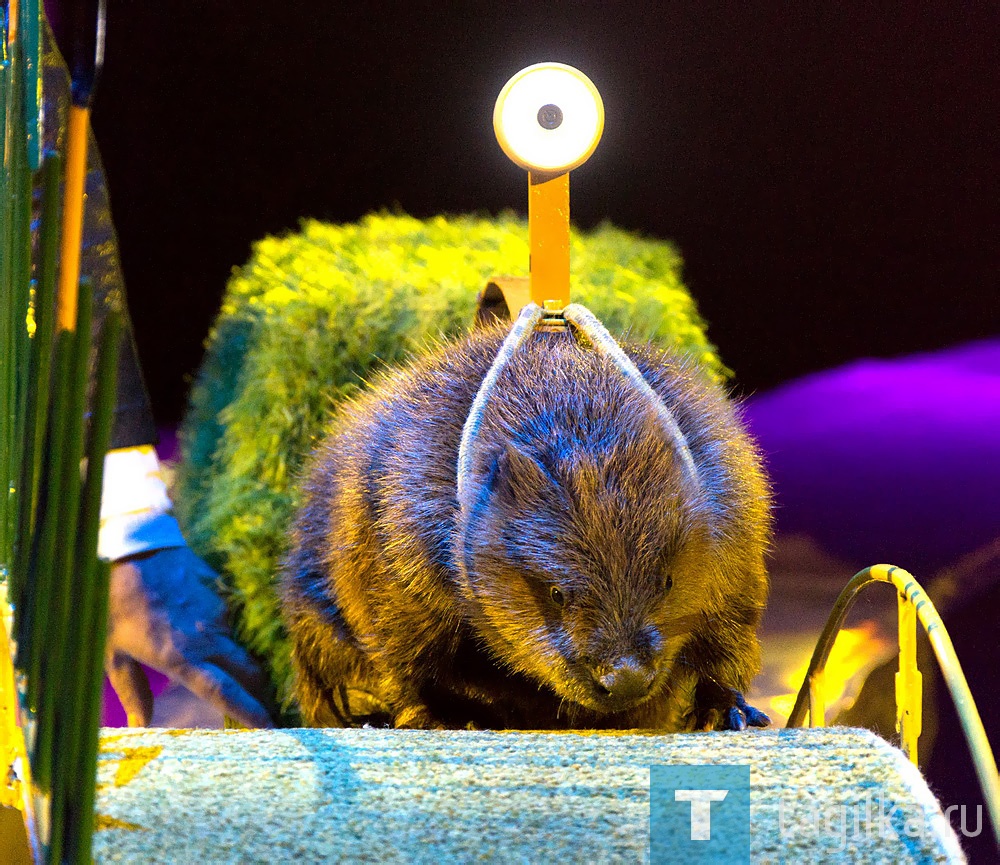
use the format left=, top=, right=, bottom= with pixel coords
left=494, top=62, right=604, bottom=174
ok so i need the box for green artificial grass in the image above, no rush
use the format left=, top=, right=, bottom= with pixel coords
left=176, top=212, right=725, bottom=716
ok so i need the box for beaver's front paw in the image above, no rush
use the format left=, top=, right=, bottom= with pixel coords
left=393, top=705, right=444, bottom=729
left=722, top=691, right=770, bottom=731
left=694, top=680, right=770, bottom=731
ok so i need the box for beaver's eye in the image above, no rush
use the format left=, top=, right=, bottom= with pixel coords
left=662, top=573, right=674, bottom=593
left=549, top=586, right=566, bottom=607
left=493, top=62, right=604, bottom=173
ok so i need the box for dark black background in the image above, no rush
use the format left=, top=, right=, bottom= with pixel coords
left=88, top=2, right=997, bottom=426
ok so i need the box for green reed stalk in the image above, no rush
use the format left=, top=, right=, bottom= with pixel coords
left=13, top=151, right=61, bottom=614
left=37, top=283, right=92, bottom=862
left=24, top=328, right=69, bottom=719
left=0, top=27, right=13, bottom=572
left=8, top=32, right=34, bottom=574
left=73, top=557, right=110, bottom=864
left=34, top=280, right=92, bottom=794
left=4, top=2, right=121, bottom=860
left=21, top=0, right=41, bottom=171
left=66, top=309, right=121, bottom=863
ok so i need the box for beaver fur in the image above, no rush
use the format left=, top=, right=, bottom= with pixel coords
left=280, top=322, right=771, bottom=730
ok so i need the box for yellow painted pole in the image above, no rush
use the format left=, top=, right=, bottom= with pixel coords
left=8, top=0, right=18, bottom=43
left=528, top=171, right=570, bottom=308
left=808, top=669, right=825, bottom=728
left=896, top=589, right=922, bottom=763
left=56, top=105, right=91, bottom=333
left=1, top=601, right=40, bottom=861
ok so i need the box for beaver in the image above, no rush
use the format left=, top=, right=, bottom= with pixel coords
left=279, top=320, right=771, bottom=730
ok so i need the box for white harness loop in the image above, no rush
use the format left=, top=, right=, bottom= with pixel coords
left=456, top=303, right=701, bottom=514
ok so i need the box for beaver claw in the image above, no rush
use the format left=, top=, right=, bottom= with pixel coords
left=723, top=692, right=771, bottom=731
left=393, top=705, right=447, bottom=730
left=693, top=680, right=771, bottom=731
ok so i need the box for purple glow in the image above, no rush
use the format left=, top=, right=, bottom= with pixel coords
left=101, top=666, right=170, bottom=727
left=744, top=339, right=1000, bottom=574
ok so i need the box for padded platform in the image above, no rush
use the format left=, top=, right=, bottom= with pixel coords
left=93, top=726, right=965, bottom=863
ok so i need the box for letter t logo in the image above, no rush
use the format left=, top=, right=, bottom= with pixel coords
left=674, top=789, right=729, bottom=840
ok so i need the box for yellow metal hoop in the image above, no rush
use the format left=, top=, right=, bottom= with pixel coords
left=787, top=564, right=1000, bottom=847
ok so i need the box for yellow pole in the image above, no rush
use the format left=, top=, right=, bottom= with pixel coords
left=528, top=170, right=570, bottom=309
left=1, top=603, right=40, bottom=861
left=8, top=0, right=18, bottom=43
left=56, top=105, right=91, bottom=333
left=896, top=588, right=922, bottom=763
left=808, top=669, right=826, bottom=727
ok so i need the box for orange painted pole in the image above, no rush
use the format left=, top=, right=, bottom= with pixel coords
left=528, top=171, right=570, bottom=308
left=56, top=105, right=91, bottom=333
left=8, top=0, right=19, bottom=43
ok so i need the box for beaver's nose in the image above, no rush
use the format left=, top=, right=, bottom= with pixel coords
left=594, top=657, right=655, bottom=702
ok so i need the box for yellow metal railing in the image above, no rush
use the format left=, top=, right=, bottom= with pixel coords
left=787, top=563, right=1000, bottom=848
left=1, top=587, right=40, bottom=862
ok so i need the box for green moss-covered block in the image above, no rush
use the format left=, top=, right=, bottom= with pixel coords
left=176, top=212, right=724, bottom=714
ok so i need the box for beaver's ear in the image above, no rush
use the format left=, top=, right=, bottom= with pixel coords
left=493, top=442, right=553, bottom=501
